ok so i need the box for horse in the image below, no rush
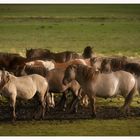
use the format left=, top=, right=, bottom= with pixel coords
left=54, top=58, right=91, bottom=69
left=26, top=48, right=50, bottom=59
left=18, top=64, right=81, bottom=112
left=0, top=70, right=54, bottom=121
left=100, top=56, right=127, bottom=73
left=25, top=60, right=55, bottom=71
left=82, top=46, right=94, bottom=59
left=63, top=64, right=136, bottom=117
left=26, top=48, right=81, bottom=63
left=0, top=52, right=27, bottom=73
left=90, top=57, right=104, bottom=71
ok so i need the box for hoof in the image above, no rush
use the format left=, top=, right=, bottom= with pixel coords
left=12, top=119, right=16, bottom=125
left=91, top=113, right=96, bottom=118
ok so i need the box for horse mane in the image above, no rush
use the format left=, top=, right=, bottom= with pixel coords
left=76, top=64, right=99, bottom=81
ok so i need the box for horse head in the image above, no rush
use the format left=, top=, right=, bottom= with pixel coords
left=63, top=64, right=77, bottom=85
left=82, top=46, right=94, bottom=59
left=0, top=69, right=10, bottom=89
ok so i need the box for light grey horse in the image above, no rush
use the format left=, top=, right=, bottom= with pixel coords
left=63, top=64, right=136, bottom=117
left=0, top=70, right=53, bottom=121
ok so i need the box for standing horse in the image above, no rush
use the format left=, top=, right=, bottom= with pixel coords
left=0, top=71, right=53, bottom=121
left=18, top=66, right=81, bottom=112
left=63, top=64, right=136, bottom=117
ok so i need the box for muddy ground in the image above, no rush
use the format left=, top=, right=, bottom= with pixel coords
left=0, top=100, right=140, bottom=121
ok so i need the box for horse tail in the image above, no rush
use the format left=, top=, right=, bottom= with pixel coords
left=126, top=78, right=137, bottom=105
left=122, top=77, right=137, bottom=112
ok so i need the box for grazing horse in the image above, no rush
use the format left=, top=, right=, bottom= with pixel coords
left=0, top=71, right=53, bottom=121
left=26, top=48, right=81, bottom=63
left=63, top=64, right=136, bottom=117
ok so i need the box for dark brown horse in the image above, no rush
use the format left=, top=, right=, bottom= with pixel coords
left=26, top=48, right=81, bottom=63
left=0, top=52, right=26, bottom=72
left=82, top=46, right=94, bottom=59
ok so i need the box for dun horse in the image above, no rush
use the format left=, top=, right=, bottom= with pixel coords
left=63, top=64, right=136, bottom=117
left=0, top=71, right=54, bottom=121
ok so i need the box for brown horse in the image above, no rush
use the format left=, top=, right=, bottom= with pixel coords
left=82, top=46, right=94, bottom=59
left=63, top=64, right=136, bottom=117
left=0, top=52, right=26, bottom=73
left=54, top=58, right=91, bottom=69
left=90, top=56, right=127, bottom=73
left=17, top=64, right=81, bottom=112
left=101, top=56, right=127, bottom=73
left=26, top=48, right=81, bottom=63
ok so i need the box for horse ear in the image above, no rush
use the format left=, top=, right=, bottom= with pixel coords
left=1, top=70, right=10, bottom=83
left=6, top=73, right=10, bottom=82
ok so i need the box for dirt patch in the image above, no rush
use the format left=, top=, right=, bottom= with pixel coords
left=0, top=102, right=140, bottom=121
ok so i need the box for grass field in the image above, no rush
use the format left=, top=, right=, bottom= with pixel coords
left=0, top=4, right=140, bottom=56
left=0, top=4, right=140, bottom=136
left=0, top=119, right=140, bottom=136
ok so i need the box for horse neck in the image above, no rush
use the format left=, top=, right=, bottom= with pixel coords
left=75, top=66, right=99, bottom=87
left=75, top=66, right=89, bottom=86
left=9, top=73, right=16, bottom=79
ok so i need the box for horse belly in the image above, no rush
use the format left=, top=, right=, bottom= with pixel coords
left=95, top=79, right=119, bottom=98
left=16, top=84, right=36, bottom=100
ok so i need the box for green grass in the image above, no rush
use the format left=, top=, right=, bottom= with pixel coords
left=0, top=96, right=140, bottom=136
left=0, top=119, right=140, bottom=136
left=0, top=4, right=140, bottom=56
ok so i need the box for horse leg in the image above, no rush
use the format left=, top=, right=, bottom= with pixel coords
left=39, top=95, right=46, bottom=120
left=69, top=93, right=79, bottom=113
left=10, top=97, right=16, bottom=122
left=89, top=95, right=96, bottom=118
left=41, top=100, right=46, bottom=120
left=121, top=86, right=135, bottom=115
left=121, top=94, right=133, bottom=115
left=57, top=91, right=67, bottom=111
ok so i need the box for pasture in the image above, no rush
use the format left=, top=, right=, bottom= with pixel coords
left=0, top=4, right=140, bottom=136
